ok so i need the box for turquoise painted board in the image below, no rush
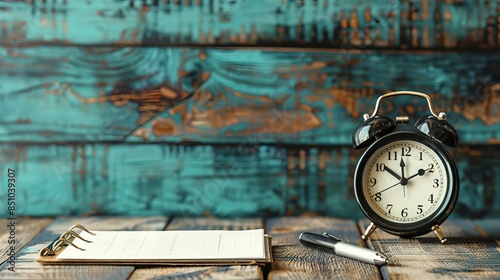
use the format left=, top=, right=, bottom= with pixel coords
left=0, top=143, right=498, bottom=218
left=0, top=144, right=286, bottom=217
left=1, top=0, right=499, bottom=219
left=0, top=0, right=499, bottom=49
left=1, top=47, right=500, bottom=144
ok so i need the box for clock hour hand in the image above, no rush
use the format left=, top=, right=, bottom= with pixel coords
left=383, top=166, right=401, bottom=180
left=406, top=167, right=432, bottom=181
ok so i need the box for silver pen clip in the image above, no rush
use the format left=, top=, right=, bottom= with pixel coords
left=322, top=232, right=341, bottom=241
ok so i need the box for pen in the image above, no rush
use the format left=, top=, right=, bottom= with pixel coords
left=299, top=232, right=389, bottom=266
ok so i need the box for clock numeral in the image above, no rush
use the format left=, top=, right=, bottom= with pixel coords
left=417, top=204, right=423, bottom=214
left=428, top=194, right=434, bottom=204
left=369, top=177, right=377, bottom=187
left=401, top=147, right=411, bottom=157
left=387, top=151, right=397, bottom=160
left=428, top=163, right=435, bottom=173
left=419, top=152, right=423, bottom=161
left=432, top=179, right=439, bottom=188
left=374, top=193, right=382, bottom=202
left=386, top=204, right=393, bottom=214
left=401, top=208, right=408, bottom=218
left=375, top=163, right=386, bottom=172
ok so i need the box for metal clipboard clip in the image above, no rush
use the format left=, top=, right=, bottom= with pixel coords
left=39, top=224, right=96, bottom=257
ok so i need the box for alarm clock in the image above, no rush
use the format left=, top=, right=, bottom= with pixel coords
left=352, top=91, right=459, bottom=243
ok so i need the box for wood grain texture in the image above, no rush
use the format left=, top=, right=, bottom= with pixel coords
left=359, top=219, right=500, bottom=279
left=0, top=217, right=53, bottom=265
left=474, top=219, right=500, bottom=247
left=0, top=216, right=167, bottom=279
left=0, top=46, right=203, bottom=142
left=1, top=1, right=499, bottom=223
left=0, top=144, right=285, bottom=217
left=165, top=217, right=264, bottom=230
left=0, top=143, right=499, bottom=219
left=2, top=47, right=500, bottom=144
left=1, top=0, right=500, bottom=49
left=128, top=217, right=264, bottom=280
left=266, top=217, right=381, bottom=280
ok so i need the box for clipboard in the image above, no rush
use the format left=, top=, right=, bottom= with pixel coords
left=36, top=224, right=273, bottom=266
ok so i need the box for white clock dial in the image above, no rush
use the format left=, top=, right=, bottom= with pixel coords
left=362, top=140, right=448, bottom=223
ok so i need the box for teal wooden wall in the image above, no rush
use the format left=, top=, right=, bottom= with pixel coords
left=0, top=0, right=499, bottom=219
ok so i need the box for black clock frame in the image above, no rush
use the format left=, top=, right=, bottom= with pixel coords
left=354, top=130, right=459, bottom=238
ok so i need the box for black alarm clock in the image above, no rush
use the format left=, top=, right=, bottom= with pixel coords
left=352, top=91, right=459, bottom=243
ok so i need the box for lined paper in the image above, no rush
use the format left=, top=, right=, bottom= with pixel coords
left=57, top=229, right=266, bottom=260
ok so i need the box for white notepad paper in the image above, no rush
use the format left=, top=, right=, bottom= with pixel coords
left=57, top=229, right=266, bottom=261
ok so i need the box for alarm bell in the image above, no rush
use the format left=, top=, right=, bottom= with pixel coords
left=414, top=114, right=459, bottom=148
left=352, top=91, right=459, bottom=149
left=352, top=115, right=397, bottom=150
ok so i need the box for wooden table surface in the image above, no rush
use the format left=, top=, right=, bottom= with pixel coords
left=0, top=216, right=499, bottom=279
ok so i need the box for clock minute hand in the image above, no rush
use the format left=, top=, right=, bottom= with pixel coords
left=400, top=158, right=406, bottom=179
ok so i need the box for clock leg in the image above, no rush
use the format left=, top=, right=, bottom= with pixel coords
left=361, top=222, right=377, bottom=240
left=431, top=224, right=448, bottom=244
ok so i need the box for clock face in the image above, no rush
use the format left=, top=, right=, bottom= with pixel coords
left=354, top=131, right=459, bottom=237
left=362, top=140, right=447, bottom=223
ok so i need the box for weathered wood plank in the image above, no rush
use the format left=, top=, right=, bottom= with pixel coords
left=1, top=0, right=499, bottom=49
left=359, top=219, right=500, bottom=279
left=128, top=217, right=264, bottom=280
left=0, top=144, right=499, bottom=219
left=266, top=217, right=381, bottom=280
left=475, top=219, right=500, bottom=247
left=0, top=217, right=53, bottom=266
left=0, top=46, right=202, bottom=142
left=0, top=144, right=285, bottom=217
left=0, top=216, right=167, bottom=279
left=130, top=266, right=262, bottom=280
left=2, top=47, right=500, bottom=144
left=165, top=217, right=264, bottom=230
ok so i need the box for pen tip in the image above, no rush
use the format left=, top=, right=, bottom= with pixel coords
left=374, top=254, right=389, bottom=266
